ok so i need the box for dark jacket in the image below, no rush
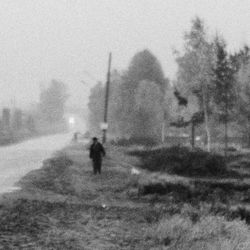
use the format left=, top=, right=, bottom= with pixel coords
left=89, top=142, right=105, bottom=160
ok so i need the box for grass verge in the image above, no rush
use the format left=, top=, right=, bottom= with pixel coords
left=0, top=143, right=250, bottom=249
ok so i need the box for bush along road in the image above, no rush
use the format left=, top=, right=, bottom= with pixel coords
left=0, top=143, right=250, bottom=249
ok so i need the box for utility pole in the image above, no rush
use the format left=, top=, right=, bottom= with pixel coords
left=102, top=52, right=112, bottom=143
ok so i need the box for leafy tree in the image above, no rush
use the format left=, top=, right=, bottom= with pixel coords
left=134, top=80, right=163, bottom=139
left=230, top=45, right=250, bottom=114
left=106, top=70, right=124, bottom=136
left=87, top=50, right=169, bottom=142
left=88, top=82, right=105, bottom=136
left=236, top=61, right=250, bottom=146
left=87, top=71, right=126, bottom=138
left=175, top=17, right=215, bottom=151
left=120, top=49, right=167, bottom=139
left=230, top=45, right=250, bottom=74
left=126, top=49, right=166, bottom=88
left=39, top=80, right=68, bottom=123
left=170, top=87, right=202, bottom=148
left=226, top=45, right=250, bottom=146
left=212, top=36, right=235, bottom=154
left=26, top=115, right=36, bottom=132
left=161, top=78, right=171, bottom=142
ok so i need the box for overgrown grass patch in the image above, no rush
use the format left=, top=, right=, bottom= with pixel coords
left=138, top=175, right=250, bottom=205
left=129, top=146, right=229, bottom=177
left=20, top=154, right=75, bottom=194
left=146, top=209, right=250, bottom=250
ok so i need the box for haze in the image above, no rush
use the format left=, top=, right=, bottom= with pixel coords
left=0, top=0, right=249, bottom=108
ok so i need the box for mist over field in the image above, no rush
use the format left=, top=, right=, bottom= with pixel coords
left=0, top=0, right=250, bottom=109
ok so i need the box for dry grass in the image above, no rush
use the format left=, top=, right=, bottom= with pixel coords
left=1, top=143, right=250, bottom=249
left=146, top=210, right=250, bottom=249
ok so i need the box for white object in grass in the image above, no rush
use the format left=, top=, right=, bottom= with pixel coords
left=131, top=167, right=140, bottom=175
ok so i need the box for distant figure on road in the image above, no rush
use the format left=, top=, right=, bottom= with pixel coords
left=89, top=137, right=105, bottom=174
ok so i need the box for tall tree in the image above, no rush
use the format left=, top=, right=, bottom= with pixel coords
left=236, top=61, right=250, bottom=146
left=213, top=36, right=235, bottom=155
left=134, top=80, right=163, bottom=139
left=175, top=17, right=215, bottom=151
left=224, top=45, right=250, bottom=146
left=87, top=50, right=169, bottom=141
left=39, top=80, right=68, bottom=123
left=106, top=70, right=124, bottom=136
left=126, top=49, right=166, bottom=88
left=120, top=49, right=167, bottom=139
left=230, top=45, right=250, bottom=112
left=88, top=82, right=105, bottom=136
left=230, top=45, right=250, bottom=74
left=161, top=78, right=170, bottom=142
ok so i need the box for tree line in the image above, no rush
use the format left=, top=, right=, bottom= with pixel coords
left=88, top=17, right=250, bottom=151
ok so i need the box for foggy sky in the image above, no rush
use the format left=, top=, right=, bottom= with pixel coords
left=0, top=0, right=249, bottom=108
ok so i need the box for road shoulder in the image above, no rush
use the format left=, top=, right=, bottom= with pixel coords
left=0, top=142, right=157, bottom=249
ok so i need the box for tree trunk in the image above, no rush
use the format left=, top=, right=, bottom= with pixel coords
left=224, top=118, right=228, bottom=157
left=224, top=90, right=228, bottom=157
left=161, top=120, right=165, bottom=143
left=202, top=83, right=211, bottom=152
left=191, top=121, right=195, bottom=149
left=161, top=86, right=167, bottom=144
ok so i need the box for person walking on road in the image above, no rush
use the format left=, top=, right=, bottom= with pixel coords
left=89, top=137, right=105, bottom=174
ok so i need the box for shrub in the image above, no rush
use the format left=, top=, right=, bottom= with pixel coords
left=111, top=137, right=158, bottom=147
left=139, top=179, right=193, bottom=198
left=130, top=146, right=227, bottom=177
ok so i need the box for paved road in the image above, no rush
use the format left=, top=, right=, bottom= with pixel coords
left=0, top=133, right=72, bottom=193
